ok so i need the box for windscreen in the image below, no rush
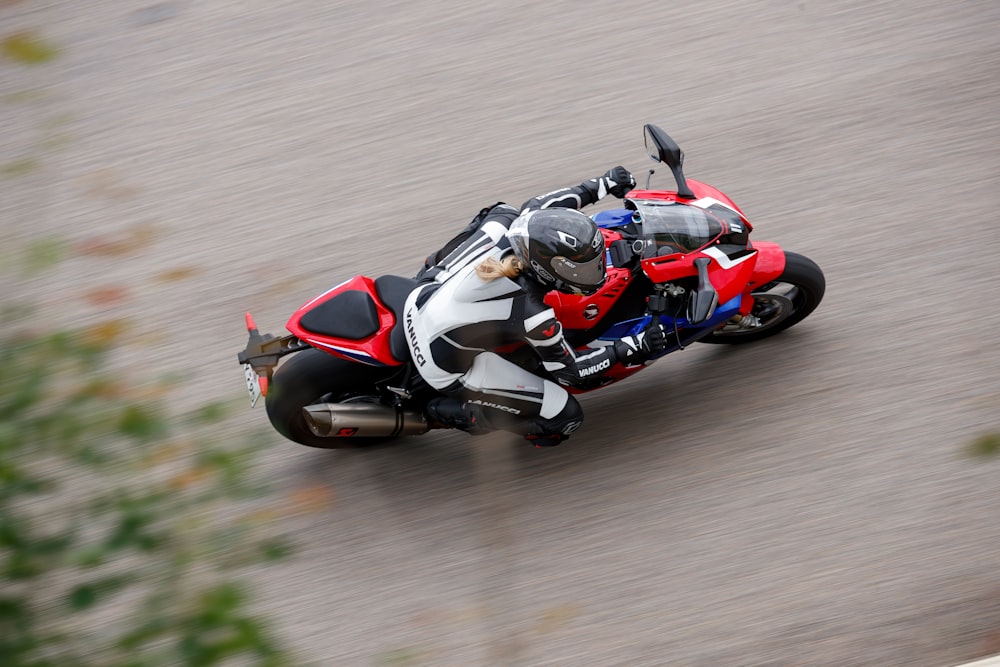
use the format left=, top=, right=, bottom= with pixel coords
left=633, top=201, right=724, bottom=257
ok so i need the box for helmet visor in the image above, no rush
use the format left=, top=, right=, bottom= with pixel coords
left=551, top=253, right=606, bottom=295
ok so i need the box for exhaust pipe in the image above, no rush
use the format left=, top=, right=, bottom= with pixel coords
left=302, top=403, right=429, bottom=438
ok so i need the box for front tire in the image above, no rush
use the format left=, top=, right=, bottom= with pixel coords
left=265, top=348, right=396, bottom=448
left=699, top=251, right=825, bottom=345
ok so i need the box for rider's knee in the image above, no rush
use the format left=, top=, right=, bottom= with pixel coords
left=532, top=394, right=583, bottom=438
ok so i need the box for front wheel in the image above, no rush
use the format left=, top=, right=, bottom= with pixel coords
left=264, top=348, right=396, bottom=448
left=698, top=251, right=825, bottom=345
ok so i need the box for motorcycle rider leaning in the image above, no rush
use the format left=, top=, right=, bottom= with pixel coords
left=405, top=166, right=668, bottom=447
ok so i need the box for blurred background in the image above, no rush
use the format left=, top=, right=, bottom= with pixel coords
left=3, top=0, right=999, bottom=665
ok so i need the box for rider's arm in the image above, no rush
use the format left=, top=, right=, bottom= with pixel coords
left=418, top=204, right=519, bottom=283
left=525, top=309, right=617, bottom=386
left=418, top=168, right=633, bottom=281
left=524, top=302, right=666, bottom=387
left=520, top=166, right=635, bottom=213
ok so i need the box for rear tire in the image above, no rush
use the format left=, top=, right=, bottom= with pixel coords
left=698, top=251, right=825, bottom=345
left=264, top=348, right=396, bottom=448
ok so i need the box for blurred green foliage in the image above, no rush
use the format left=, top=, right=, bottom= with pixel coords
left=0, top=26, right=300, bottom=666
left=2, top=157, right=41, bottom=177
left=969, top=432, right=1000, bottom=458
left=2, top=31, right=59, bottom=65
left=22, top=238, right=67, bottom=274
left=0, top=322, right=294, bottom=666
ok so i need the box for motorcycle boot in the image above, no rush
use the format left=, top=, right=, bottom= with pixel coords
left=523, top=398, right=583, bottom=447
left=425, top=397, right=488, bottom=434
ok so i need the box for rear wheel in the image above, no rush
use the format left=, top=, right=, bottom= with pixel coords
left=265, top=348, right=396, bottom=448
left=698, top=251, right=825, bottom=345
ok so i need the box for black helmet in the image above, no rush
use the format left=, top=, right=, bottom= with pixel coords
left=507, top=208, right=607, bottom=295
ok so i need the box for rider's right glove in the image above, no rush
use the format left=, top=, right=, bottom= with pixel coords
left=601, top=166, right=636, bottom=199
left=613, top=319, right=668, bottom=366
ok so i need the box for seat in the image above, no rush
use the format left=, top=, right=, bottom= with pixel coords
left=298, top=289, right=380, bottom=339
left=374, top=275, right=419, bottom=363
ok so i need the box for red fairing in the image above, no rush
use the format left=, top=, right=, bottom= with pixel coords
left=741, top=241, right=786, bottom=314
left=544, top=228, right=630, bottom=328
left=286, top=275, right=403, bottom=366
left=544, top=267, right=631, bottom=329
left=747, top=241, right=785, bottom=286
left=642, top=248, right=759, bottom=307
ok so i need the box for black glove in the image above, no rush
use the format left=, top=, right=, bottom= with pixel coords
left=601, top=166, right=636, bottom=199
left=614, top=319, right=668, bottom=365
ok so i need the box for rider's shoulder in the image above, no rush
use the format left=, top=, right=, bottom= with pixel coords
left=484, top=202, right=518, bottom=221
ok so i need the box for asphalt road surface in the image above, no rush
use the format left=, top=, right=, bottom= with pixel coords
left=4, top=1, right=999, bottom=665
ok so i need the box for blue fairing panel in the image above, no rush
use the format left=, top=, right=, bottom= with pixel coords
left=592, top=208, right=632, bottom=228
left=596, top=294, right=743, bottom=355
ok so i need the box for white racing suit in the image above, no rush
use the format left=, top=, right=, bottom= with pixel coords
left=404, top=174, right=645, bottom=442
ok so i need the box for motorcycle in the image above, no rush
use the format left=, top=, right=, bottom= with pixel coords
left=238, top=124, right=825, bottom=448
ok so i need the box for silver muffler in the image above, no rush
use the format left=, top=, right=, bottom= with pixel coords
left=302, top=403, right=429, bottom=438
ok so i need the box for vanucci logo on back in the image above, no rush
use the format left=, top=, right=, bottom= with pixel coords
left=405, top=310, right=426, bottom=367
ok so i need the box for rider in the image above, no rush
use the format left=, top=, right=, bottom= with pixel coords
left=404, top=166, right=668, bottom=447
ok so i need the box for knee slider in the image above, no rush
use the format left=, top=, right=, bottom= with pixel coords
left=532, top=395, right=583, bottom=437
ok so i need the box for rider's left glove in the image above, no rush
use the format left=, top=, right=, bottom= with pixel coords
left=601, top=166, right=636, bottom=199
left=613, top=320, right=668, bottom=365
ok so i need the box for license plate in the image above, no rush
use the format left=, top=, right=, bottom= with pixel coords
left=243, top=363, right=262, bottom=407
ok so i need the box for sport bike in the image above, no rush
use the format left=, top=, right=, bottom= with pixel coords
left=237, top=124, right=825, bottom=448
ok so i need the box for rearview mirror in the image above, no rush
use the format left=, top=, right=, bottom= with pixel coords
left=643, top=124, right=695, bottom=199
left=644, top=124, right=681, bottom=167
